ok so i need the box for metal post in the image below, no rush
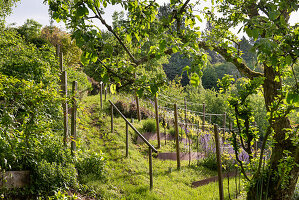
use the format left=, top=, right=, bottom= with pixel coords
left=155, top=94, right=161, bottom=148
left=71, top=81, right=77, bottom=156
left=214, top=124, right=224, bottom=200
left=126, top=122, right=129, bottom=158
left=174, top=103, right=181, bottom=170
left=149, top=147, right=153, bottom=190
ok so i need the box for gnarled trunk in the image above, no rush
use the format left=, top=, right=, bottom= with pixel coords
left=247, top=65, right=299, bottom=200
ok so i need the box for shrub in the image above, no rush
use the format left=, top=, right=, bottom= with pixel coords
left=142, top=119, right=156, bottom=133
left=76, top=152, right=106, bottom=180
left=32, top=160, right=78, bottom=194
left=200, top=153, right=218, bottom=171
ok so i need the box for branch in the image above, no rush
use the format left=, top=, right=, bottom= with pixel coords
left=93, top=6, right=138, bottom=65
left=231, top=130, right=251, bottom=181
left=198, top=41, right=263, bottom=79
left=178, top=0, right=191, bottom=15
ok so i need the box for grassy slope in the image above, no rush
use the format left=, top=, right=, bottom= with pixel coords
left=76, top=94, right=243, bottom=200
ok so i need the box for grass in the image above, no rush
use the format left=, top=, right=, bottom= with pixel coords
left=75, top=93, right=244, bottom=199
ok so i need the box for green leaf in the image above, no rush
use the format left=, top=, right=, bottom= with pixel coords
left=76, top=6, right=89, bottom=18
left=81, top=52, right=90, bottom=65
left=90, top=53, right=98, bottom=63
left=159, top=40, right=167, bottom=51
left=286, top=55, right=292, bottom=66
left=134, top=33, right=140, bottom=42
left=286, top=91, right=299, bottom=106
left=195, top=15, right=202, bottom=22
left=126, top=34, right=132, bottom=43
left=252, top=28, right=259, bottom=41
left=190, top=73, right=200, bottom=87
left=136, top=88, right=144, bottom=97
left=110, top=84, right=116, bottom=94
left=103, top=1, right=107, bottom=8
left=150, top=84, right=158, bottom=94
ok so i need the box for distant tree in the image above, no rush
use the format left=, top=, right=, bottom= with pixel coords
left=16, top=19, right=48, bottom=47
left=0, top=0, right=20, bottom=24
left=162, top=53, right=190, bottom=86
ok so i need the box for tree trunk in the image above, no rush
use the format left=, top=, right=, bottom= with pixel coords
left=247, top=65, right=299, bottom=200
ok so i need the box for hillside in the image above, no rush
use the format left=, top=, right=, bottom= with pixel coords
left=73, top=93, right=242, bottom=200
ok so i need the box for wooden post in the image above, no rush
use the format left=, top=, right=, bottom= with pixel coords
left=59, top=51, right=64, bottom=71
left=61, top=71, right=68, bottom=146
left=222, top=112, right=226, bottom=144
left=56, top=44, right=60, bottom=58
left=235, top=168, right=238, bottom=198
left=174, top=103, right=181, bottom=170
left=135, top=93, right=141, bottom=121
left=126, top=122, right=129, bottom=158
left=100, top=82, right=103, bottom=109
left=254, top=121, right=257, bottom=157
left=228, top=172, right=231, bottom=200
left=135, top=73, right=141, bottom=121
left=184, top=98, right=188, bottom=144
left=214, top=124, right=224, bottom=200
left=202, top=103, right=206, bottom=132
left=71, top=81, right=77, bottom=155
left=155, top=94, right=161, bottom=148
left=149, top=147, right=153, bottom=190
left=105, top=83, right=107, bottom=101
left=111, top=105, right=114, bottom=133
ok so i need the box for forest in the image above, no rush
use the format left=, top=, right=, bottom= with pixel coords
left=0, top=0, right=298, bottom=199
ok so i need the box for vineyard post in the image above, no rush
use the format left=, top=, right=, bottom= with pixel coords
left=105, top=83, right=107, bottom=101
left=184, top=97, right=188, bottom=145
left=174, top=103, right=181, bottom=170
left=149, top=147, right=153, bottom=190
left=223, top=112, right=226, bottom=143
left=100, top=82, right=103, bottom=109
left=134, top=73, right=141, bottom=121
left=154, top=94, right=161, bottom=148
left=71, top=81, right=77, bottom=156
left=111, top=105, right=114, bottom=133
left=196, top=125, right=199, bottom=165
left=126, top=122, right=129, bottom=157
left=230, top=121, right=238, bottom=198
left=59, top=49, right=68, bottom=147
left=59, top=51, right=63, bottom=71
left=254, top=121, right=257, bottom=157
left=214, top=124, right=224, bottom=200
left=202, top=103, right=206, bottom=132
left=56, top=44, right=60, bottom=58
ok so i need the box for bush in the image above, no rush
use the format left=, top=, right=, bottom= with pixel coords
left=142, top=119, right=156, bottom=133
left=76, top=152, right=106, bottom=180
left=200, top=153, right=218, bottom=171
left=32, top=160, right=78, bottom=194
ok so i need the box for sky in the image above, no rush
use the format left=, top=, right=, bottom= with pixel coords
left=6, top=0, right=299, bottom=33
